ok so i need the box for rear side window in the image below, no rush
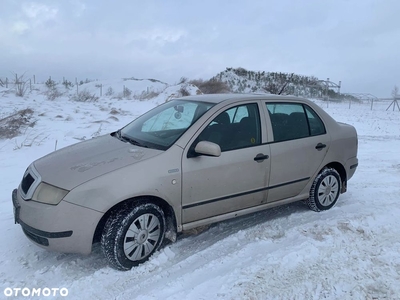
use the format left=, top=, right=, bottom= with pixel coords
left=304, top=106, right=326, bottom=136
left=266, top=103, right=325, bottom=142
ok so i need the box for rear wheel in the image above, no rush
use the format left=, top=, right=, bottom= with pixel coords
left=306, top=168, right=341, bottom=212
left=101, top=203, right=166, bottom=270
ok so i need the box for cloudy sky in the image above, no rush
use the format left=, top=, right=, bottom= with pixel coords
left=1, top=0, right=399, bottom=97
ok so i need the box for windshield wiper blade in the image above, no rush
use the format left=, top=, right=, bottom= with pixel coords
left=120, top=134, right=149, bottom=148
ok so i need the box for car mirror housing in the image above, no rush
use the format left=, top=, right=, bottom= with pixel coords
left=194, top=141, right=221, bottom=157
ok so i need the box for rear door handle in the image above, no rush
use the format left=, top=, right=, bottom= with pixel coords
left=254, top=153, right=269, bottom=162
left=315, top=143, right=326, bottom=150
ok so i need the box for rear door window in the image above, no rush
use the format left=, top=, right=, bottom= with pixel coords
left=304, top=106, right=326, bottom=136
left=266, top=103, right=326, bottom=142
left=266, top=103, right=309, bottom=142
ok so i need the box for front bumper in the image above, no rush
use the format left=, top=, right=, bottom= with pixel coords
left=12, top=189, right=103, bottom=254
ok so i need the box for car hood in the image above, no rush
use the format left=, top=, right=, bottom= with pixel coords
left=33, top=134, right=163, bottom=190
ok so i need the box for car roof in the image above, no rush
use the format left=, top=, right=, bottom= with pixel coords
left=177, top=93, right=310, bottom=104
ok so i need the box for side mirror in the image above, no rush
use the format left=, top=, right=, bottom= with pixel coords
left=194, top=141, right=221, bottom=157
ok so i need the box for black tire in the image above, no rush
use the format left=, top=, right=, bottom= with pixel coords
left=101, top=203, right=166, bottom=271
left=306, top=168, right=341, bottom=212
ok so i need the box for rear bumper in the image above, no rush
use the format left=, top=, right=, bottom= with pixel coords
left=346, top=157, right=358, bottom=181
left=12, top=188, right=103, bottom=254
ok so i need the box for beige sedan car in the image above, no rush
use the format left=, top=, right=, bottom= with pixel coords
left=12, top=94, right=358, bottom=270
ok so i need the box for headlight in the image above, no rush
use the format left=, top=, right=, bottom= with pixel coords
left=32, top=182, right=69, bottom=205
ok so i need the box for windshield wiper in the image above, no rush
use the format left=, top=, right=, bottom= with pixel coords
left=120, top=133, right=149, bottom=148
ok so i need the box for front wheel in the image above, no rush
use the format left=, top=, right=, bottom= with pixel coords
left=306, top=168, right=341, bottom=212
left=101, top=203, right=166, bottom=270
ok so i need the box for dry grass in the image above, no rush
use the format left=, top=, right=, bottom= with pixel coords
left=0, top=108, right=36, bottom=139
left=70, top=90, right=99, bottom=102
left=189, top=78, right=230, bottom=94
left=135, top=90, right=160, bottom=100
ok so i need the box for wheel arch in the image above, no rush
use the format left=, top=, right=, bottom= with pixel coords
left=322, top=161, right=347, bottom=193
left=92, top=195, right=177, bottom=245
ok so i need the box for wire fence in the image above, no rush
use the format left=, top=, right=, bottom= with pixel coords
left=1, top=74, right=399, bottom=112
left=316, top=98, right=400, bottom=112
left=0, top=74, right=155, bottom=99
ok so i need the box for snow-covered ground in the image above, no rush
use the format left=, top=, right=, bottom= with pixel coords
left=1, top=86, right=400, bottom=299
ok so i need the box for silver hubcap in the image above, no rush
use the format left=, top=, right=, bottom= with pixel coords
left=123, top=213, right=161, bottom=261
left=317, top=175, right=339, bottom=206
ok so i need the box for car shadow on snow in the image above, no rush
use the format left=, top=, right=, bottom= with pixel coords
left=163, top=201, right=312, bottom=261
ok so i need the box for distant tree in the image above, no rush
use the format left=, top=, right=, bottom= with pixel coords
left=45, top=78, right=56, bottom=89
left=62, top=80, right=74, bottom=89
left=178, top=77, right=188, bottom=84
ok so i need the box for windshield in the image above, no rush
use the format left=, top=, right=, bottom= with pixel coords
left=118, top=100, right=214, bottom=150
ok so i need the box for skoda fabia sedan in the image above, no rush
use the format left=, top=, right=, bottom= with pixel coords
left=12, top=94, right=358, bottom=270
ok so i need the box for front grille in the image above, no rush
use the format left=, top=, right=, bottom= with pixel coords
left=21, top=173, right=35, bottom=194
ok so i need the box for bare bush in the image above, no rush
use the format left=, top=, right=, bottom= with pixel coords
left=179, top=86, right=190, bottom=97
left=13, top=73, right=29, bottom=97
left=136, top=90, right=160, bottom=100
left=62, top=80, right=74, bottom=89
left=189, top=78, right=230, bottom=94
left=46, top=88, right=63, bottom=100
left=0, top=108, right=36, bottom=139
left=13, top=132, right=49, bottom=150
left=45, top=86, right=63, bottom=101
left=70, top=90, right=99, bottom=102
left=105, top=87, right=114, bottom=96
left=44, top=79, right=63, bottom=100
left=123, top=87, right=132, bottom=98
left=79, top=78, right=92, bottom=85
left=178, top=77, right=188, bottom=84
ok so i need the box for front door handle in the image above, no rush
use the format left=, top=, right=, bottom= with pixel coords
left=315, top=143, right=326, bottom=151
left=254, top=153, right=269, bottom=162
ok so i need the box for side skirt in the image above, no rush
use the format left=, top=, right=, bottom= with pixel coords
left=181, top=192, right=309, bottom=231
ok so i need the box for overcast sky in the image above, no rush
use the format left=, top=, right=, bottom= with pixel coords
left=1, top=0, right=400, bottom=97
